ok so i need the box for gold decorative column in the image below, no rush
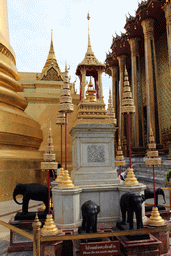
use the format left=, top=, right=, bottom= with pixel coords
left=58, top=62, right=74, bottom=189
left=145, top=128, right=165, bottom=226
left=129, top=37, right=144, bottom=149
left=163, top=1, right=171, bottom=75
left=141, top=18, right=161, bottom=145
left=121, top=67, right=139, bottom=186
left=41, top=126, right=58, bottom=235
left=117, top=55, right=127, bottom=149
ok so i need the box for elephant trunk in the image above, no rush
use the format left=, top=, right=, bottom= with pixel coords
left=156, top=188, right=166, bottom=206
left=13, top=191, right=23, bottom=205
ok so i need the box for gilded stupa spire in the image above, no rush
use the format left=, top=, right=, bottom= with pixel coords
left=107, top=88, right=117, bottom=126
left=42, top=30, right=61, bottom=73
left=78, top=13, right=105, bottom=67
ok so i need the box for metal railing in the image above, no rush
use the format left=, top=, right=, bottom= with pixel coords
left=0, top=184, right=171, bottom=256
left=0, top=217, right=171, bottom=256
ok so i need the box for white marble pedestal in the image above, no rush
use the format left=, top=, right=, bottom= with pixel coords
left=70, top=123, right=119, bottom=186
left=52, top=186, right=82, bottom=228
left=80, top=185, right=121, bottom=223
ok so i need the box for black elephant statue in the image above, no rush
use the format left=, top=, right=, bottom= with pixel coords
left=120, top=192, right=145, bottom=230
left=13, top=183, right=51, bottom=214
left=144, top=188, right=166, bottom=207
left=79, top=200, right=100, bottom=234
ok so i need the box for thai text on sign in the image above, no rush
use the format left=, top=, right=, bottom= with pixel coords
left=80, top=241, right=120, bottom=256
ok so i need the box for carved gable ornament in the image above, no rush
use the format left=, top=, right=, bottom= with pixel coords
left=41, top=66, right=63, bottom=81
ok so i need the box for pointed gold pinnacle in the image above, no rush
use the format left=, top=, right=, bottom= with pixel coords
left=147, top=207, right=165, bottom=226
left=55, top=167, right=64, bottom=182
left=58, top=170, right=74, bottom=189
left=123, top=168, right=139, bottom=186
left=41, top=214, right=58, bottom=235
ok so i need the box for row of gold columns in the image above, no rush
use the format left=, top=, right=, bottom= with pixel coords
left=141, top=18, right=161, bottom=145
left=129, top=37, right=144, bottom=149
left=111, top=16, right=166, bottom=152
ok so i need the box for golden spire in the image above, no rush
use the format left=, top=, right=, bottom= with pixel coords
left=121, top=66, right=135, bottom=114
left=0, top=0, right=9, bottom=43
left=87, top=12, right=93, bottom=55
left=77, top=12, right=105, bottom=67
left=59, top=61, right=74, bottom=113
left=107, top=88, right=117, bottom=126
left=42, top=30, right=61, bottom=72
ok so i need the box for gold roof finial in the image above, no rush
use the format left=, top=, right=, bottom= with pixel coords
left=42, top=30, right=61, bottom=73
left=76, top=11, right=105, bottom=68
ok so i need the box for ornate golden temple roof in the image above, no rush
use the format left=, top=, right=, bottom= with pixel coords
left=76, top=13, right=105, bottom=69
left=41, top=30, right=63, bottom=81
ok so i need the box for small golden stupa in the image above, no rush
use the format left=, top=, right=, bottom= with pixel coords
left=145, top=128, right=165, bottom=226
left=107, top=88, right=117, bottom=126
left=58, top=169, right=75, bottom=189
left=86, top=77, right=97, bottom=102
left=41, top=214, right=58, bottom=235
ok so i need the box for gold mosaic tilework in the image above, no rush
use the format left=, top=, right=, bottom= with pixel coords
left=156, top=31, right=171, bottom=131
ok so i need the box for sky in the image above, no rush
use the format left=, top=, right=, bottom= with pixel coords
left=7, top=0, right=139, bottom=107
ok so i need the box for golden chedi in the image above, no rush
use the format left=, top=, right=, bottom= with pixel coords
left=58, top=169, right=74, bottom=189
left=41, top=214, right=58, bottom=235
left=107, top=88, right=117, bottom=126
left=86, top=77, right=96, bottom=102
left=0, top=0, right=43, bottom=201
left=123, top=168, right=139, bottom=185
left=55, top=167, right=64, bottom=183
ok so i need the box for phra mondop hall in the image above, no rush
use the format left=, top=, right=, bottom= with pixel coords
left=105, top=0, right=171, bottom=156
